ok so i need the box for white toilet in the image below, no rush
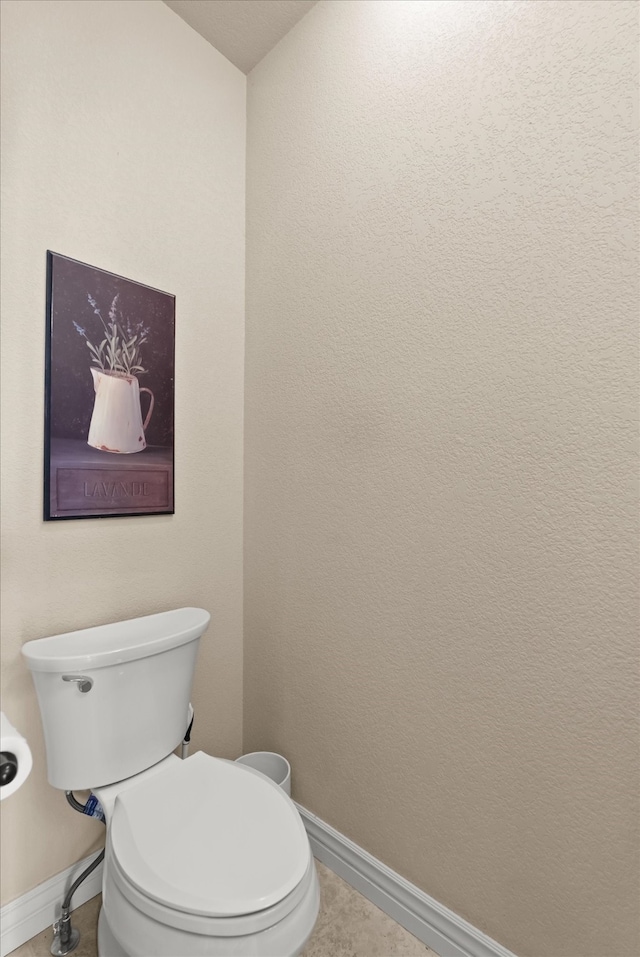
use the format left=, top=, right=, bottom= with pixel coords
left=22, top=607, right=320, bottom=957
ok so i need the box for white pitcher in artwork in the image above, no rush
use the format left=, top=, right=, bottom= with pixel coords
left=87, top=368, right=154, bottom=454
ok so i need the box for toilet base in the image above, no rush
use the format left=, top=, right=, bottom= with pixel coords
left=97, top=907, right=127, bottom=957
left=97, top=858, right=320, bottom=957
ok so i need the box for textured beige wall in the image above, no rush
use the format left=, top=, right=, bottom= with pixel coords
left=245, top=2, right=640, bottom=955
left=0, top=0, right=245, bottom=905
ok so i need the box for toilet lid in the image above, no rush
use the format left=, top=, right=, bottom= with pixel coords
left=110, top=751, right=310, bottom=918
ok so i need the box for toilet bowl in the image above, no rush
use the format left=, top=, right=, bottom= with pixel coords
left=21, top=608, right=320, bottom=957
left=93, top=751, right=320, bottom=957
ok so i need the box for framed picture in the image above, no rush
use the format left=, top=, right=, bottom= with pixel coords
left=44, top=252, right=175, bottom=520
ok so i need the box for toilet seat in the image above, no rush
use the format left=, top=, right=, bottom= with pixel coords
left=109, top=751, right=310, bottom=922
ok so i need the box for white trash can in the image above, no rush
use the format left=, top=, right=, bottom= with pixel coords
left=235, top=751, right=291, bottom=796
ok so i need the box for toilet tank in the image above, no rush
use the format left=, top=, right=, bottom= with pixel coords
left=21, top=608, right=210, bottom=790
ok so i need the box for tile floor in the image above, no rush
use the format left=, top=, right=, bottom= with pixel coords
left=9, top=861, right=436, bottom=957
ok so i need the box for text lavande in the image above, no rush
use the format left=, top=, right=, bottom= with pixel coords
left=84, top=481, right=150, bottom=498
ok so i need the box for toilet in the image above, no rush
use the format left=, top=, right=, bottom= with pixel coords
left=22, top=607, right=320, bottom=957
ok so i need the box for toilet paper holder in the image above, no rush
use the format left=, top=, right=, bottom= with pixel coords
left=0, top=750, right=19, bottom=786
left=0, top=711, right=33, bottom=799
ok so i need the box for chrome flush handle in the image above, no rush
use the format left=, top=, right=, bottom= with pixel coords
left=62, top=675, right=93, bottom=693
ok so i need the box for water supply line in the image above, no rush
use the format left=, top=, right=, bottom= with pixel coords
left=50, top=792, right=106, bottom=956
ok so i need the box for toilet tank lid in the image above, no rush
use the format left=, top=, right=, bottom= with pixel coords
left=21, top=608, right=210, bottom=672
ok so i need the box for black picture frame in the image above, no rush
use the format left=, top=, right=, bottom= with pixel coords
left=44, top=252, right=175, bottom=520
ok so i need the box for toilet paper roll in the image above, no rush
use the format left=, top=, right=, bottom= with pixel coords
left=1, top=712, right=33, bottom=800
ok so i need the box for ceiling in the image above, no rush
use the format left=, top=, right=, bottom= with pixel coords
left=163, top=0, right=319, bottom=74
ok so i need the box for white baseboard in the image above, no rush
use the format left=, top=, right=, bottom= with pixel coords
left=0, top=851, right=103, bottom=957
left=296, top=803, right=517, bottom=957
left=1, top=809, right=516, bottom=957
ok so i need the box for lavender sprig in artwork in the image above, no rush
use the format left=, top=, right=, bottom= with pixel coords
left=72, top=293, right=150, bottom=376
